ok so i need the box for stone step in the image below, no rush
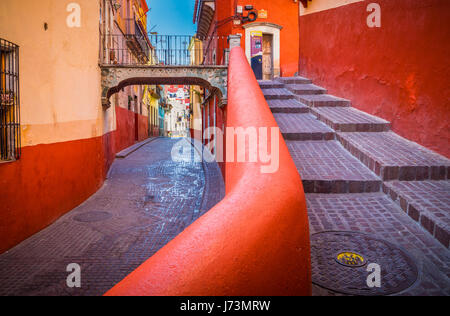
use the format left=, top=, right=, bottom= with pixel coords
left=311, top=107, right=391, bottom=132
left=298, top=94, right=351, bottom=107
left=267, top=99, right=309, bottom=114
left=337, top=132, right=450, bottom=181
left=262, top=88, right=296, bottom=100
left=383, top=181, right=450, bottom=248
left=287, top=141, right=381, bottom=193
left=276, top=76, right=312, bottom=85
left=286, top=83, right=327, bottom=95
left=258, top=80, right=284, bottom=89
left=274, top=113, right=335, bottom=141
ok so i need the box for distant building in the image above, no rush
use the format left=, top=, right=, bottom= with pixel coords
left=188, top=37, right=204, bottom=140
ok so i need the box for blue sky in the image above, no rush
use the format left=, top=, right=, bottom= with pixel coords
left=146, top=0, right=197, bottom=35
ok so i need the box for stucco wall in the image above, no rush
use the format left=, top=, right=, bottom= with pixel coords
left=299, top=0, right=450, bottom=157
left=0, top=0, right=113, bottom=146
left=214, top=0, right=300, bottom=76
left=0, top=1, right=149, bottom=252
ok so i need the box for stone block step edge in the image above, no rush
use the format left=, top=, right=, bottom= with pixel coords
left=259, top=83, right=285, bottom=89
left=275, top=77, right=312, bottom=84
left=285, top=84, right=328, bottom=96
left=270, top=106, right=310, bottom=114
left=296, top=95, right=352, bottom=107
left=303, top=179, right=382, bottom=194
left=310, top=108, right=391, bottom=133
left=336, top=133, right=450, bottom=181
left=282, top=131, right=336, bottom=142
left=383, top=182, right=449, bottom=249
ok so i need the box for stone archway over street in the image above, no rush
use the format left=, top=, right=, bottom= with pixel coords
left=100, top=65, right=228, bottom=108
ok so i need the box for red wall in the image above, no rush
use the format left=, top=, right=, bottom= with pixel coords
left=299, top=0, right=450, bottom=157
left=202, top=95, right=227, bottom=178
left=137, top=113, right=149, bottom=142
left=0, top=136, right=109, bottom=253
left=0, top=105, right=149, bottom=253
left=115, top=106, right=137, bottom=152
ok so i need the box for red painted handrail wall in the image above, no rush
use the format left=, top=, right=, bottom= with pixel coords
left=105, top=47, right=311, bottom=296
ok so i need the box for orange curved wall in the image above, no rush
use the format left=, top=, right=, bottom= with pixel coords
left=299, top=0, right=450, bottom=157
left=105, top=47, right=311, bottom=296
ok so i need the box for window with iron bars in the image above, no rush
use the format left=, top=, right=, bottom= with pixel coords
left=0, top=39, right=21, bottom=161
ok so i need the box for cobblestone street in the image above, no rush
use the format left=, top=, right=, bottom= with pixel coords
left=308, top=193, right=450, bottom=296
left=2, top=0, right=449, bottom=300
left=0, top=138, right=224, bottom=296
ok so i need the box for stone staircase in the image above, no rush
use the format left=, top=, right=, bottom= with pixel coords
left=258, top=77, right=450, bottom=249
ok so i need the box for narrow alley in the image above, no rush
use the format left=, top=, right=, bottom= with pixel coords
left=0, top=138, right=224, bottom=296
left=1, top=0, right=449, bottom=301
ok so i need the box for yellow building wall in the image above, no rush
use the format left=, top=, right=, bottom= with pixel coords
left=143, top=85, right=161, bottom=127
left=190, top=85, right=203, bottom=140
left=0, top=0, right=112, bottom=147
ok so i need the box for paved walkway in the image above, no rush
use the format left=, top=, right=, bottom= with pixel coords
left=0, top=138, right=224, bottom=296
left=260, top=77, right=450, bottom=296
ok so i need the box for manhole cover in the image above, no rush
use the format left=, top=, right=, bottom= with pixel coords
left=73, top=211, right=112, bottom=223
left=311, top=231, right=418, bottom=296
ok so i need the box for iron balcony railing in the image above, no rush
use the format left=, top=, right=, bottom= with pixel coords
left=0, top=38, right=20, bottom=161
left=124, top=18, right=151, bottom=61
left=100, top=34, right=228, bottom=66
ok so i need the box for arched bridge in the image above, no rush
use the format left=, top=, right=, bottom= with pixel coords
left=100, top=65, right=228, bottom=108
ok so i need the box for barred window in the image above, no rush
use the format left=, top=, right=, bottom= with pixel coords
left=0, top=39, right=20, bottom=161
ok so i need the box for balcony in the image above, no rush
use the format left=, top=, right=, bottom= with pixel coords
left=124, top=18, right=151, bottom=63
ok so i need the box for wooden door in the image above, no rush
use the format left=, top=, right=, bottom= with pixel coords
left=262, top=34, right=273, bottom=80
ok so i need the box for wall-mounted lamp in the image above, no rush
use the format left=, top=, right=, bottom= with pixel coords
left=235, top=5, right=258, bottom=24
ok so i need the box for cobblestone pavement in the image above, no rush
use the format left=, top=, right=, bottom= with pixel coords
left=0, top=138, right=224, bottom=296
left=307, top=193, right=450, bottom=296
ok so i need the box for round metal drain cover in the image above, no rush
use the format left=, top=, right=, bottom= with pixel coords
left=335, top=251, right=366, bottom=267
left=73, top=211, right=112, bottom=223
left=311, top=231, right=418, bottom=296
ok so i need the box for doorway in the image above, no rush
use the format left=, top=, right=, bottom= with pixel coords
left=262, top=34, right=273, bottom=80
left=244, top=22, right=282, bottom=78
